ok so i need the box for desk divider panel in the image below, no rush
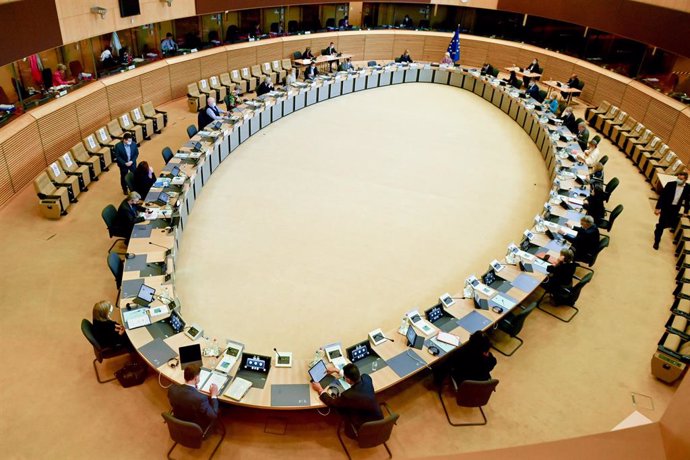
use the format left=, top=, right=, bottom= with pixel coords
left=338, top=34, right=365, bottom=61
left=75, top=86, right=111, bottom=139
left=492, top=87, right=503, bottom=107
left=140, top=66, right=172, bottom=107
left=0, top=146, right=13, bottom=206
left=106, top=78, right=144, bottom=119
left=0, top=116, right=44, bottom=192
left=487, top=42, right=515, bottom=71
left=36, top=104, right=81, bottom=165
left=200, top=52, right=228, bottom=80
left=364, top=34, right=395, bottom=61
left=168, top=60, right=201, bottom=99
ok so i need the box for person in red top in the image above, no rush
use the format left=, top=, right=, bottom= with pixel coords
left=53, top=64, right=75, bottom=86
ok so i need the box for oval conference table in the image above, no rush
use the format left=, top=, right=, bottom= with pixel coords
left=119, top=63, right=594, bottom=409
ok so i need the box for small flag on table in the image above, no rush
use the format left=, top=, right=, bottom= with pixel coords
left=447, top=26, right=461, bottom=63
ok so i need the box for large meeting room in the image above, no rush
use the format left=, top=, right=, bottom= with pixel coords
left=1, top=0, right=689, bottom=458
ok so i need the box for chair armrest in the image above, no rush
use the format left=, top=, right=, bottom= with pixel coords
left=575, top=263, right=593, bottom=274
left=450, top=375, right=459, bottom=392
left=156, top=109, right=167, bottom=115
left=64, top=171, right=80, bottom=177
left=37, top=192, right=61, bottom=200
left=76, top=161, right=91, bottom=166
left=133, top=121, right=147, bottom=126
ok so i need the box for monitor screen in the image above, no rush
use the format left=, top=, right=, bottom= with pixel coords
left=482, top=269, right=496, bottom=286
left=169, top=309, right=185, bottom=333
left=119, top=0, right=140, bottom=17
left=137, top=284, right=155, bottom=302
left=308, top=359, right=328, bottom=382
left=226, top=345, right=241, bottom=357
left=171, top=166, right=180, bottom=176
left=179, top=344, right=202, bottom=366
left=406, top=325, right=418, bottom=347
left=426, top=305, right=444, bottom=323
left=158, top=191, right=169, bottom=204
left=520, top=237, right=531, bottom=251
left=241, top=354, right=271, bottom=373
left=409, top=313, right=422, bottom=324
left=346, top=341, right=371, bottom=363
left=327, top=348, right=342, bottom=360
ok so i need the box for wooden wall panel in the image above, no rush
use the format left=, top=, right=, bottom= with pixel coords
left=283, top=38, right=311, bottom=59
left=422, top=36, right=448, bottom=62
left=591, top=74, right=627, bottom=107
left=0, top=146, right=13, bottom=207
left=572, top=64, right=599, bottom=103
left=620, top=84, right=651, bottom=122
left=1, top=118, right=45, bottom=192
left=364, top=35, right=395, bottom=61
left=227, top=47, right=257, bottom=72
left=669, top=110, right=690, bottom=165
left=106, top=79, right=144, bottom=119
left=339, top=35, right=366, bottom=61
left=643, top=99, right=682, bottom=141
left=36, top=105, right=81, bottom=165
left=256, top=42, right=283, bottom=64
left=460, top=40, right=488, bottom=67
left=517, top=48, right=549, bottom=70
left=544, top=55, right=575, bottom=83
left=75, top=87, right=110, bottom=138
left=200, top=52, right=229, bottom=79
left=393, top=36, right=425, bottom=63
left=487, top=43, right=516, bottom=72
left=311, top=36, right=337, bottom=56
left=169, top=60, right=201, bottom=99
left=140, top=66, right=172, bottom=107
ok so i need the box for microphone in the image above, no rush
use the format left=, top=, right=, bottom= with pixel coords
left=380, top=335, right=395, bottom=343
left=273, top=347, right=283, bottom=358
left=148, top=241, right=172, bottom=255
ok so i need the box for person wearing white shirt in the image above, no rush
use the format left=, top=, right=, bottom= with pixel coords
left=578, top=139, right=600, bottom=167
left=654, top=171, right=690, bottom=249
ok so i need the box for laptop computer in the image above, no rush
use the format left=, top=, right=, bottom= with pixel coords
left=345, top=341, right=387, bottom=375
left=545, top=228, right=565, bottom=243
left=132, top=283, right=156, bottom=307
left=482, top=269, right=512, bottom=293
left=179, top=343, right=203, bottom=370
left=155, top=191, right=170, bottom=206
left=406, top=325, right=424, bottom=350
left=235, top=353, right=272, bottom=389
left=146, top=308, right=185, bottom=340
left=425, top=303, right=457, bottom=332
left=473, top=292, right=489, bottom=310
left=520, top=236, right=541, bottom=255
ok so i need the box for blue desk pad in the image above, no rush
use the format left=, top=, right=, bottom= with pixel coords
left=457, top=311, right=492, bottom=334
left=131, top=225, right=153, bottom=239
left=545, top=239, right=567, bottom=252
left=124, top=254, right=148, bottom=272
left=512, top=273, right=541, bottom=293
left=121, top=279, right=144, bottom=298
left=271, top=384, right=310, bottom=407
left=387, top=350, right=428, bottom=378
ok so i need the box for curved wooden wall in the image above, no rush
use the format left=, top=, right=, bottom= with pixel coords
left=0, top=30, right=688, bottom=209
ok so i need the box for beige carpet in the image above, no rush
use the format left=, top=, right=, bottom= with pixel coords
left=0, top=81, right=678, bottom=459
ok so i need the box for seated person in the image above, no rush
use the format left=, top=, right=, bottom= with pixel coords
left=198, top=97, right=226, bottom=129
left=546, top=95, right=559, bottom=114
left=559, top=106, right=577, bottom=133
left=450, top=331, right=497, bottom=384
left=161, top=33, right=178, bottom=56
left=91, top=300, right=131, bottom=349
left=53, top=64, right=75, bottom=86
left=440, top=52, right=453, bottom=66
left=576, top=122, right=590, bottom=151
left=338, top=57, right=354, bottom=72
left=503, top=70, right=520, bottom=88
left=583, top=184, right=606, bottom=225
left=577, top=138, right=600, bottom=167
left=325, top=42, right=337, bottom=56
left=100, top=46, right=117, bottom=68
left=113, top=191, right=147, bottom=240
left=589, top=162, right=605, bottom=190
left=401, top=14, right=414, bottom=29
left=119, top=47, right=132, bottom=66
left=526, top=58, right=540, bottom=74
left=480, top=62, right=494, bottom=76
left=302, top=47, right=315, bottom=60
left=285, top=69, right=297, bottom=85
left=526, top=80, right=540, bottom=100
left=543, top=249, right=576, bottom=296
left=310, top=363, right=383, bottom=439
left=303, top=62, right=318, bottom=80
left=562, top=73, right=580, bottom=98
left=338, top=16, right=350, bottom=29
left=398, top=49, right=413, bottom=63
left=224, top=85, right=242, bottom=110
left=256, top=77, right=274, bottom=96
left=168, top=364, right=219, bottom=432
left=132, top=161, right=156, bottom=198
left=561, top=215, right=600, bottom=263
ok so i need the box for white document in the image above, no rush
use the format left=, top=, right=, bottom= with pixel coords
left=201, top=371, right=229, bottom=393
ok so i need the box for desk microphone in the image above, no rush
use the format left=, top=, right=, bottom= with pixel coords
left=148, top=241, right=172, bottom=255
left=380, top=335, right=395, bottom=343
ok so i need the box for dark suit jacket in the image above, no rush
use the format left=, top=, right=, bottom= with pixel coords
left=657, top=181, right=690, bottom=215
left=584, top=193, right=606, bottom=224
left=113, top=141, right=139, bottom=171
left=132, top=169, right=156, bottom=198
left=577, top=127, right=590, bottom=150
left=92, top=319, right=127, bottom=349
left=399, top=54, right=413, bottom=63
left=545, top=261, right=576, bottom=293
left=319, top=374, right=383, bottom=429
left=326, top=46, right=337, bottom=55
left=526, top=83, right=540, bottom=100
left=481, top=64, right=493, bottom=76
left=304, top=66, right=318, bottom=79
left=565, top=225, right=600, bottom=262
left=113, top=199, right=145, bottom=237
left=450, top=348, right=497, bottom=384
left=560, top=112, right=577, bottom=133
left=168, top=384, right=219, bottom=431
left=567, top=77, right=580, bottom=88
left=256, top=82, right=274, bottom=96
left=526, top=62, right=540, bottom=73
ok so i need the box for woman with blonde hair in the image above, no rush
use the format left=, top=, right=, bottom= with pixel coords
left=92, top=300, right=130, bottom=349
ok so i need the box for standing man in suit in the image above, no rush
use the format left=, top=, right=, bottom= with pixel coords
left=654, top=171, right=690, bottom=250
left=576, top=122, right=590, bottom=150
left=303, top=62, right=318, bottom=80
left=113, top=191, right=148, bottom=240
left=114, top=132, right=138, bottom=195
left=310, top=363, right=383, bottom=438
left=561, top=215, right=600, bottom=263
left=168, top=364, right=219, bottom=432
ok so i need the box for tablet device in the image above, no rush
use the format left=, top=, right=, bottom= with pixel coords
left=308, top=359, right=329, bottom=382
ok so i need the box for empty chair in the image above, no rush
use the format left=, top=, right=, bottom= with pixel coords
left=119, top=112, right=147, bottom=142
left=438, top=379, right=499, bottom=426
left=71, top=142, right=102, bottom=181
left=599, top=155, right=609, bottom=166
left=602, top=110, right=627, bottom=138
left=490, top=301, right=538, bottom=356
left=33, top=171, right=71, bottom=216
left=46, top=162, right=81, bottom=201
left=288, top=20, right=298, bottom=33
left=594, top=105, right=619, bottom=130
left=610, top=116, right=637, bottom=145
left=633, top=136, right=662, bottom=166
left=585, top=100, right=610, bottom=124
left=162, top=147, right=174, bottom=164
left=83, top=133, right=113, bottom=170
left=640, top=144, right=670, bottom=176
left=197, top=78, right=215, bottom=101
left=625, top=129, right=652, bottom=157
left=131, top=106, right=157, bottom=136
left=81, top=319, right=130, bottom=383
left=162, top=412, right=226, bottom=460
left=645, top=149, right=676, bottom=181
left=261, top=62, right=277, bottom=84
left=107, top=119, right=132, bottom=144
left=281, top=59, right=293, bottom=73
left=367, top=60, right=377, bottom=67
left=108, top=252, right=124, bottom=289
left=603, top=177, right=619, bottom=202
left=124, top=171, right=135, bottom=193
left=187, top=83, right=207, bottom=112
left=230, top=69, right=248, bottom=94
left=58, top=151, right=90, bottom=192
left=240, top=67, right=257, bottom=92
left=250, top=64, right=264, bottom=84
left=537, top=271, right=594, bottom=322
left=325, top=17, right=336, bottom=29
left=187, top=124, right=198, bottom=139
left=101, top=204, right=126, bottom=253
left=272, top=60, right=287, bottom=82
left=337, top=403, right=398, bottom=460
left=142, top=101, right=168, bottom=130
left=599, top=204, right=623, bottom=232
left=208, top=75, right=227, bottom=101
left=617, top=122, right=644, bottom=150
left=293, top=51, right=303, bottom=59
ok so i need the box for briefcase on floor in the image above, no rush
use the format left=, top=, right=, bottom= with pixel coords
left=115, top=361, right=148, bottom=387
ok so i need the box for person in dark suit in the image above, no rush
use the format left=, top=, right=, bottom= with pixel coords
left=91, top=300, right=131, bottom=349
left=543, top=249, right=576, bottom=295
left=256, top=77, right=274, bottom=96
left=589, top=162, right=605, bottom=190
left=562, top=73, right=580, bottom=98
left=325, top=42, right=337, bottom=55
left=583, top=184, right=606, bottom=226
left=562, top=215, right=600, bottom=263
left=480, top=62, right=494, bottom=76
left=559, top=106, right=577, bottom=133
left=132, top=161, right=156, bottom=198
left=302, top=47, right=314, bottom=60
left=401, top=14, right=413, bottom=29
left=113, top=191, right=147, bottom=239
left=303, top=62, right=318, bottom=80
left=168, top=364, right=219, bottom=432
left=114, top=132, right=138, bottom=195
left=526, top=80, right=540, bottom=100
left=526, top=58, right=540, bottom=74
left=310, top=363, right=383, bottom=438
left=503, top=70, right=520, bottom=88
left=339, top=57, right=354, bottom=72
left=450, top=331, right=497, bottom=384
left=398, top=49, right=413, bottom=63
left=576, top=122, right=590, bottom=150
left=654, top=171, right=690, bottom=250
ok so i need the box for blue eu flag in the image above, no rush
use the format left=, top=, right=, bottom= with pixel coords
left=447, top=26, right=460, bottom=63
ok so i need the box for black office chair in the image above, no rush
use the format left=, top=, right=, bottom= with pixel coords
left=108, top=252, right=124, bottom=290
left=186, top=124, right=198, bottom=139
left=537, top=271, right=593, bottom=322
left=603, top=177, right=619, bottom=202
left=600, top=204, right=623, bottom=232
left=101, top=204, right=126, bottom=253
left=162, top=412, right=226, bottom=460
left=367, top=60, right=377, bottom=67
left=81, top=319, right=130, bottom=383
left=537, top=89, right=547, bottom=103
left=287, top=20, right=299, bottom=34
left=438, top=379, right=499, bottom=426
left=490, top=301, right=538, bottom=356
left=42, top=68, right=53, bottom=89
left=124, top=171, right=135, bottom=193
left=592, top=134, right=602, bottom=145
left=325, top=18, right=336, bottom=29
left=293, top=51, right=303, bottom=59
left=577, top=234, right=609, bottom=267
left=419, top=19, right=430, bottom=29
left=337, top=403, right=398, bottom=460
left=321, top=48, right=330, bottom=56
left=162, top=147, right=174, bottom=164
left=599, top=154, right=609, bottom=166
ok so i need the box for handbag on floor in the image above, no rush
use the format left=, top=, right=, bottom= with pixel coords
left=115, top=360, right=148, bottom=388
